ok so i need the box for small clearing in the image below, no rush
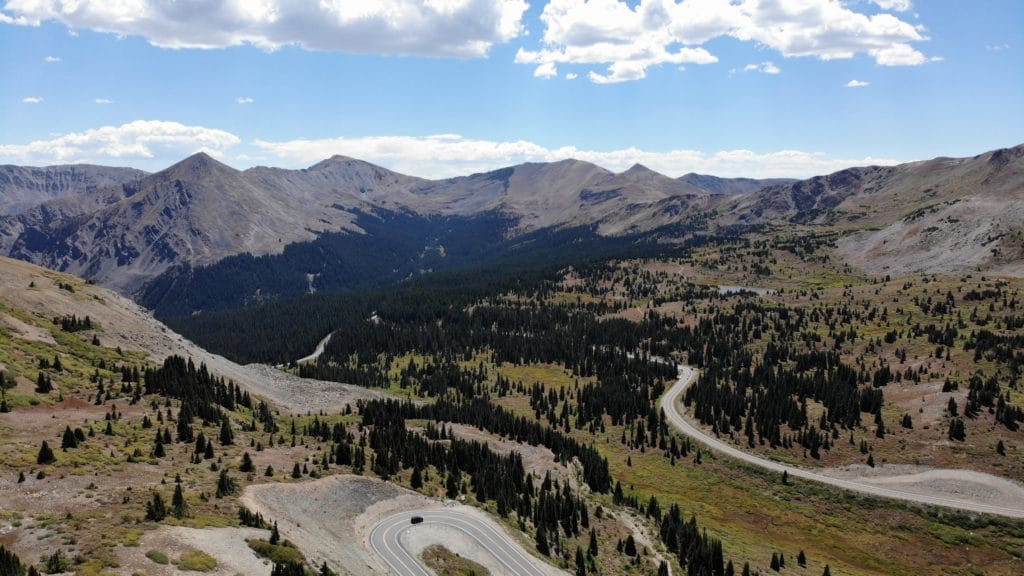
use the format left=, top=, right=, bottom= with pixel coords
left=117, top=526, right=271, bottom=576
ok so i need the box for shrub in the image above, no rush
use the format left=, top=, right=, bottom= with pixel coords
left=176, top=549, right=217, bottom=572
left=145, top=549, right=169, bottom=564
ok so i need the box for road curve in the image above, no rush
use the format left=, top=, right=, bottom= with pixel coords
left=660, top=365, right=1024, bottom=519
left=370, top=509, right=552, bottom=576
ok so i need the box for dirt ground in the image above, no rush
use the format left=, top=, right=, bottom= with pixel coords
left=116, top=526, right=272, bottom=576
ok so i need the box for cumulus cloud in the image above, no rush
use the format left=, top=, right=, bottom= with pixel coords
left=21, top=96, right=43, bottom=104
left=845, top=79, right=869, bottom=87
left=743, top=61, right=780, bottom=74
left=565, top=72, right=578, bottom=79
left=0, top=120, right=240, bottom=165
left=533, top=62, right=558, bottom=79
left=0, top=0, right=529, bottom=58
left=236, top=96, right=255, bottom=104
left=44, top=55, right=61, bottom=62
left=254, top=133, right=898, bottom=179
left=516, top=0, right=931, bottom=83
left=871, top=0, right=912, bottom=11
left=94, top=98, right=113, bottom=104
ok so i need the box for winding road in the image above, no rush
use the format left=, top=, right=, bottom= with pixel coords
left=369, top=509, right=553, bottom=576
left=660, top=365, right=1024, bottom=519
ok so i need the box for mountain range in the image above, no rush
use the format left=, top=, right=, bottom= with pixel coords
left=1, top=144, right=1021, bottom=316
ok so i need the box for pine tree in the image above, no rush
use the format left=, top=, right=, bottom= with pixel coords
left=996, top=439, right=1006, bottom=455
left=588, top=528, right=598, bottom=557
left=154, top=432, right=166, bottom=458
left=624, top=535, right=637, bottom=556
left=37, top=441, right=55, bottom=465
left=265, top=465, right=275, bottom=477
left=575, top=546, right=586, bottom=576
left=291, top=463, right=302, bottom=479
left=798, top=550, right=807, bottom=567
left=61, top=426, right=78, bottom=450
left=535, top=527, right=549, bottom=556
left=822, top=565, right=831, bottom=576
left=270, top=521, right=281, bottom=545
left=35, top=372, right=52, bottom=393
left=145, top=492, right=167, bottom=521
left=172, top=483, right=188, bottom=519
left=216, top=469, right=237, bottom=498
left=240, top=452, right=254, bottom=472
left=770, top=552, right=780, bottom=571
left=220, top=419, right=234, bottom=445
left=410, top=465, right=423, bottom=489
left=0, top=544, right=28, bottom=576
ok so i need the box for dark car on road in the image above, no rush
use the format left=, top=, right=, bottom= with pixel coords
left=411, top=516, right=423, bottom=524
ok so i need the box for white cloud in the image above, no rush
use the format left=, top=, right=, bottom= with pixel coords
left=254, top=133, right=899, bottom=179
left=533, top=62, right=558, bottom=79
left=44, top=55, right=61, bottom=62
left=985, top=43, right=1010, bottom=52
left=516, top=0, right=931, bottom=83
left=236, top=96, right=255, bottom=104
left=0, top=0, right=529, bottom=58
left=565, top=72, right=578, bottom=79
left=0, top=120, right=240, bottom=165
left=743, top=61, right=780, bottom=74
left=95, top=98, right=113, bottom=104
left=21, top=96, right=43, bottom=104
left=871, top=0, right=912, bottom=11
left=845, top=79, right=869, bottom=87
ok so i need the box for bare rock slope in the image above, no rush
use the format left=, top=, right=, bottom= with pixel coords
left=0, top=163, right=145, bottom=215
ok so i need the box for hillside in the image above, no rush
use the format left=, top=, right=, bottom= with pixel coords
left=721, top=144, right=1024, bottom=276
left=0, top=163, right=146, bottom=216
left=0, top=256, right=377, bottom=413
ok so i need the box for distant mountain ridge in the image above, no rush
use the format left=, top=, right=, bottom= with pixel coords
left=0, top=164, right=146, bottom=216
left=0, top=144, right=1021, bottom=312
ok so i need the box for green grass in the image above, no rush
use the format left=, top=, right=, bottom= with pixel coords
left=145, top=549, right=169, bottom=564
left=421, top=544, right=490, bottom=576
left=247, top=539, right=305, bottom=564
left=176, top=549, right=217, bottom=572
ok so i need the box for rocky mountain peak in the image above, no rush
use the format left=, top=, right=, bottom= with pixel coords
left=161, top=152, right=238, bottom=180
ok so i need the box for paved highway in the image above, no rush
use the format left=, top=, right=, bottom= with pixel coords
left=660, top=365, right=1024, bottom=519
left=369, top=509, right=553, bottom=576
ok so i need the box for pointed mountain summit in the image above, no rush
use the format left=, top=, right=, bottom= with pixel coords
left=160, top=151, right=238, bottom=181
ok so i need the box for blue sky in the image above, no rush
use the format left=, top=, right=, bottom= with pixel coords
left=1, top=0, right=1021, bottom=178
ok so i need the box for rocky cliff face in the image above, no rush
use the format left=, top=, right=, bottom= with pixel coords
left=0, top=164, right=146, bottom=216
